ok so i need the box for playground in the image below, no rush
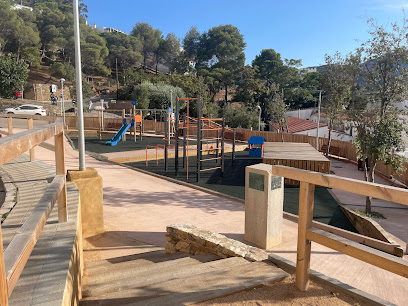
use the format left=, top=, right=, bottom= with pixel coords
left=69, top=134, right=355, bottom=232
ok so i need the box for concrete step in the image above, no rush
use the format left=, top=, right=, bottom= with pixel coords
left=80, top=258, right=289, bottom=306
left=85, top=250, right=189, bottom=276
left=83, top=253, right=219, bottom=293
left=82, top=254, right=234, bottom=298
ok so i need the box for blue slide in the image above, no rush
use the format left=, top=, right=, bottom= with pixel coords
left=106, top=123, right=131, bottom=146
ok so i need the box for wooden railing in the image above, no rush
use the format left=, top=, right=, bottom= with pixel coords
left=0, top=118, right=66, bottom=305
left=271, top=165, right=408, bottom=291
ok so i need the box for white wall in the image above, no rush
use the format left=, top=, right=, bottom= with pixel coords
left=295, top=126, right=353, bottom=142
left=286, top=108, right=315, bottom=120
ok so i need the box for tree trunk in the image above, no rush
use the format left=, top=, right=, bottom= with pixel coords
left=365, top=160, right=376, bottom=214
left=225, top=85, right=228, bottom=103
left=155, top=59, right=158, bottom=75
left=280, top=125, right=284, bottom=142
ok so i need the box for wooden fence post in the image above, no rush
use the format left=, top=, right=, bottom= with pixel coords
left=55, top=131, right=67, bottom=222
left=295, top=181, right=315, bottom=291
left=0, top=225, right=8, bottom=305
left=7, top=117, right=12, bottom=135
left=27, top=119, right=35, bottom=161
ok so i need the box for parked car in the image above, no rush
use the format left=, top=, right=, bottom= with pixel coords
left=3, top=104, right=47, bottom=116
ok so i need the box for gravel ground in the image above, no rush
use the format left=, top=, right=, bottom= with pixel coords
left=198, top=275, right=369, bottom=306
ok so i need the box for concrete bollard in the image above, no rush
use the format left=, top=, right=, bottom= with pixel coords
left=244, top=163, right=283, bottom=250
left=67, top=168, right=104, bottom=237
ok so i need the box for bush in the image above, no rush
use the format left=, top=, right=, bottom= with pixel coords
left=131, top=81, right=185, bottom=110
left=224, top=104, right=259, bottom=129
left=0, top=54, right=28, bottom=98
left=50, top=62, right=66, bottom=78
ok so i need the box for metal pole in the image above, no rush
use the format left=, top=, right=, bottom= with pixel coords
left=316, top=90, right=321, bottom=151
left=175, top=98, right=179, bottom=176
left=232, top=128, right=236, bottom=166
left=197, top=97, right=202, bottom=182
left=183, top=116, right=187, bottom=169
left=73, top=0, right=86, bottom=170
left=221, top=117, right=225, bottom=177
left=164, top=115, right=168, bottom=172
left=216, top=129, right=219, bottom=164
left=61, top=78, right=65, bottom=127
left=258, top=109, right=261, bottom=131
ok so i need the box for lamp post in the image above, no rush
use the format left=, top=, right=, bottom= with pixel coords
left=60, top=78, right=65, bottom=127
left=256, top=105, right=261, bottom=131
left=316, top=90, right=322, bottom=151
left=73, top=0, right=86, bottom=170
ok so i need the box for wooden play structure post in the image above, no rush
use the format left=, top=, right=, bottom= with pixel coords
left=140, top=110, right=142, bottom=140
left=27, top=119, right=35, bottom=161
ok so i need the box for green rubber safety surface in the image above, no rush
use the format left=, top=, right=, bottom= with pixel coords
left=126, top=151, right=357, bottom=232
left=70, top=136, right=195, bottom=154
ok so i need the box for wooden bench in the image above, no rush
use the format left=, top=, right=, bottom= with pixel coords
left=319, top=144, right=340, bottom=158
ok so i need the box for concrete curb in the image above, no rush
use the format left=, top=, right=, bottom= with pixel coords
left=268, top=253, right=396, bottom=306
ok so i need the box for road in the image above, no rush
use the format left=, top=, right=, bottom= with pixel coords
left=0, top=118, right=49, bottom=131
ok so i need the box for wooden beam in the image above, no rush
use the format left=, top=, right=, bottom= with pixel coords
left=295, top=182, right=315, bottom=291
left=306, top=227, right=408, bottom=278
left=27, top=118, right=35, bottom=162
left=0, top=121, right=63, bottom=167
left=283, top=212, right=403, bottom=257
left=55, top=132, right=67, bottom=222
left=3, top=175, right=65, bottom=296
left=271, top=165, right=408, bottom=206
left=0, top=225, right=8, bottom=305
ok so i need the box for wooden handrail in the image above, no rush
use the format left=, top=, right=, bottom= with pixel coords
left=270, top=165, right=408, bottom=293
left=0, top=116, right=67, bottom=305
left=271, top=165, right=408, bottom=206
left=0, top=120, right=63, bottom=167
left=3, top=175, right=65, bottom=295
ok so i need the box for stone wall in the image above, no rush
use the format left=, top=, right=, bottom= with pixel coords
left=165, top=223, right=268, bottom=262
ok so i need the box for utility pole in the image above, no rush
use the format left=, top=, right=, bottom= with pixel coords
left=316, top=90, right=322, bottom=151
left=116, top=58, right=119, bottom=99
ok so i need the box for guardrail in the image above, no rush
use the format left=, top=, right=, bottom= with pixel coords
left=0, top=118, right=66, bottom=305
left=271, top=165, right=408, bottom=291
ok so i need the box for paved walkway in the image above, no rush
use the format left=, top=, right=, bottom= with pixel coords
left=8, top=128, right=408, bottom=305
left=330, top=158, right=408, bottom=247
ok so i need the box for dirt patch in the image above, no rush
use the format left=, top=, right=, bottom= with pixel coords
left=198, top=275, right=369, bottom=306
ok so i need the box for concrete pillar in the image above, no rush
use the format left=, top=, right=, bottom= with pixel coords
left=245, top=163, right=283, bottom=250
left=67, top=168, right=104, bottom=237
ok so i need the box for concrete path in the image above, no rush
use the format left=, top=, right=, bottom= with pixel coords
left=10, top=128, right=408, bottom=305
left=330, top=158, right=408, bottom=247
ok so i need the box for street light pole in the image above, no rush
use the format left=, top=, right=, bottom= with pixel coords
left=60, top=78, right=65, bottom=127
left=73, top=0, right=86, bottom=170
left=256, top=105, right=261, bottom=131
left=316, top=90, right=322, bottom=150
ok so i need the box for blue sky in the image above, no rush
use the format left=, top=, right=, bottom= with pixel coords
left=84, top=0, right=408, bottom=68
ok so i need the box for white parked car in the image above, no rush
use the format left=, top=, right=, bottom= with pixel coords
left=3, top=104, right=47, bottom=116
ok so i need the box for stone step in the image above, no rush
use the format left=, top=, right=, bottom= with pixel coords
left=80, top=258, right=289, bottom=306
left=131, top=260, right=289, bottom=306
left=82, top=254, right=236, bottom=298
left=83, top=253, right=219, bottom=292
left=85, top=250, right=188, bottom=276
